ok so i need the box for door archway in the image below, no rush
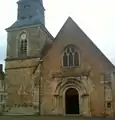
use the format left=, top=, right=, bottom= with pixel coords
left=65, top=88, right=79, bottom=114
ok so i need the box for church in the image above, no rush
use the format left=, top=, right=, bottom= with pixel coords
left=4, top=0, right=115, bottom=116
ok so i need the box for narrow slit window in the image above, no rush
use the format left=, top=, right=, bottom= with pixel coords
left=24, top=5, right=30, bottom=8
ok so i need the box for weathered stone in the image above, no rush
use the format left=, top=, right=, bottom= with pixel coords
left=4, top=0, right=115, bottom=117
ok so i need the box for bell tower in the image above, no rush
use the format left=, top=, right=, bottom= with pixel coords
left=17, top=0, right=45, bottom=26
left=5, top=0, right=53, bottom=115
left=7, top=0, right=45, bottom=30
left=5, top=0, right=47, bottom=59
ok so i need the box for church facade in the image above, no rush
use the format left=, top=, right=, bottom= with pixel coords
left=4, top=0, right=115, bottom=116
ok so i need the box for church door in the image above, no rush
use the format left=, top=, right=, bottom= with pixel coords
left=65, top=88, right=79, bottom=114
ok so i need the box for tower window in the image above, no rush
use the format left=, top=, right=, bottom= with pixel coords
left=24, top=5, right=30, bottom=8
left=29, top=16, right=32, bottom=19
left=62, top=45, right=80, bottom=68
left=19, top=32, right=28, bottom=56
left=21, top=16, right=26, bottom=20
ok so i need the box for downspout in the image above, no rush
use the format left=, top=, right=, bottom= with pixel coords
left=33, top=35, right=52, bottom=115
left=32, top=58, right=43, bottom=115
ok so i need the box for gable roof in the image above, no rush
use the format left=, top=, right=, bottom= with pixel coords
left=54, top=17, right=115, bottom=69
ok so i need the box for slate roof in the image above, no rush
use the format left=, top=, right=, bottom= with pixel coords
left=6, top=16, right=43, bottom=30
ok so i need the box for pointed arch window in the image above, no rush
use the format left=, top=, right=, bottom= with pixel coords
left=19, top=32, right=28, bottom=56
left=62, top=45, right=80, bottom=68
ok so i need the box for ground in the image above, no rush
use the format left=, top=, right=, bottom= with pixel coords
left=0, top=116, right=115, bottom=120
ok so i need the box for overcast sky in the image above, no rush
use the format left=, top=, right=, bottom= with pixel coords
left=0, top=0, right=115, bottom=70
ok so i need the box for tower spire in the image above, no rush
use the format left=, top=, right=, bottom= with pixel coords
left=17, top=0, right=45, bottom=22
left=18, top=0, right=43, bottom=4
left=7, top=0, right=45, bottom=30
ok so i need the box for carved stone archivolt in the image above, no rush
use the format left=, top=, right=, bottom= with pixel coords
left=54, top=77, right=88, bottom=96
left=51, top=76, right=92, bottom=115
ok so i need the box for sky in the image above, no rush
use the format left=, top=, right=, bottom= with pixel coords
left=0, top=0, right=115, bottom=70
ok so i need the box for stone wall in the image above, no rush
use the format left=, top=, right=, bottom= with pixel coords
left=6, top=25, right=53, bottom=59
left=38, top=18, right=115, bottom=116
left=5, top=58, right=40, bottom=114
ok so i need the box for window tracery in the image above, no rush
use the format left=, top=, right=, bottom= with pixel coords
left=62, top=45, right=79, bottom=67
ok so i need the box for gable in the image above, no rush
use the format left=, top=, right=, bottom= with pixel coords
left=50, top=17, right=115, bottom=70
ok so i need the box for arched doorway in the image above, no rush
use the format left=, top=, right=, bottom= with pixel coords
left=65, top=88, right=79, bottom=114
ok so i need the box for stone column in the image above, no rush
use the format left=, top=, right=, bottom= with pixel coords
left=54, top=95, right=59, bottom=115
